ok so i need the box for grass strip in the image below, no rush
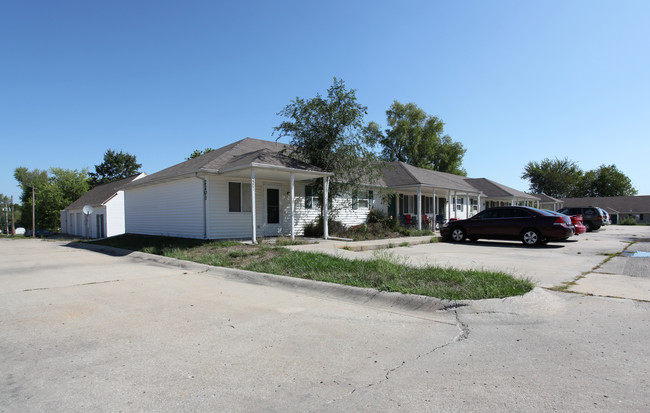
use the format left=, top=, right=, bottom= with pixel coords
left=91, top=234, right=533, bottom=300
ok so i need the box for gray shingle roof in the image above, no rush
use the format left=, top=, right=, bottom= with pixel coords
left=532, top=193, right=562, bottom=203
left=127, top=138, right=324, bottom=188
left=65, top=174, right=143, bottom=210
left=561, top=196, right=650, bottom=213
left=465, top=178, right=538, bottom=200
left=381, top=162, right=482, bottom=193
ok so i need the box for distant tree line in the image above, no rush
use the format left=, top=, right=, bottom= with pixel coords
left=12, top=149, right=142, bottom=230
left=522, top=158, right=636, bottom=198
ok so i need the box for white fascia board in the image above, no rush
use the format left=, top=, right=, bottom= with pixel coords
left=218, top=163, right=333, bottom=177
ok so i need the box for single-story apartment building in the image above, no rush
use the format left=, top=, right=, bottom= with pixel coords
left=61, top=173, right=146, bottom=238
left=118, top=138, right=539, bottom=242
left=561, top=196, right=650, bottom=224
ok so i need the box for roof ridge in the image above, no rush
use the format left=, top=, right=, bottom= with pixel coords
left=398, top=161, right=423, bottom=184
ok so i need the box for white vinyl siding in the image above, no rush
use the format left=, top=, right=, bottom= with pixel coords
left=104, top=191, right=125, bottom=237
left=125, top=177, right=205, bottom=239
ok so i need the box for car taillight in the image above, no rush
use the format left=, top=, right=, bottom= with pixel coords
left=554, top=217, right=571, bottom=227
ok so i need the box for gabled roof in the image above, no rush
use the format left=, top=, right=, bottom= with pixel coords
left=532, top=193, right=563, bottom=203
left=127, top=138, right=326, bottom=188
left=561, top=196, right=650, bottom=213
left=381, top=162, right=481, bottom=193
left=65, top=174, right=145, bottom=210
left=465, top=178, right=539, bottom=200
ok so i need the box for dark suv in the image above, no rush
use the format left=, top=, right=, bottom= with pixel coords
left=557, top=207, right=604, bottom=231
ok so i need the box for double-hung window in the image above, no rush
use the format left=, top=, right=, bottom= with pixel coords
left=305, top=185, right=318, bottom=210
left=352, top=190, right=374, bottom=210
left=229, top=182, right=252, bottom=212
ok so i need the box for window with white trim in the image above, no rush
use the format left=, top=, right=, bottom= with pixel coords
left=353, top=190, right=374, bottom=210
left=228, top=182, right=252, bottom=212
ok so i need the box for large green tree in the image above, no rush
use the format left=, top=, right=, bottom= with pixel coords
left=273, top=78, right=383, bottom=210
left=577, top=164, right=637, bottom=197
left=522, top=159, right=637, bottom=198
left=14, top=167, right=89, bottom=230
left=380, top=101, right=466, bottom=175
left=521, top=158, right=584, bottom=198
left=89, top=149, right=141, bottom=187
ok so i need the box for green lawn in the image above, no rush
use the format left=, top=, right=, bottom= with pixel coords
left=91, top=234, right=534, bottom=300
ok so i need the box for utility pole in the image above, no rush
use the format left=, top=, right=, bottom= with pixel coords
left=11, top=195, right=15, bottom=236
left=3, top=198, right=8, bottom=235
left=31, top=185, right=35, bottom=238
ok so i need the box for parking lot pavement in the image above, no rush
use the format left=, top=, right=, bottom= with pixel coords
left=0, top=239, right=459, bottom=412
left=2, top=235, right=649, bottom=412
left=292, top=225, right=650, bottom=301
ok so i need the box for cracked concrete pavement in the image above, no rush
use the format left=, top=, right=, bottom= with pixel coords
left=1, top=234, right=649, bottom=412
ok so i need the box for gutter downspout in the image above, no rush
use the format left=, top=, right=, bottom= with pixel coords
left=195, top=173, right=208, bottom=239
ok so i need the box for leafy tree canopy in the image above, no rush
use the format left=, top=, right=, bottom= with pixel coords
left=577, top=164, right=637, bottom=197
left=89, top=149, right=141, bottom=187
left=186, top=148, right=216, bottom=160
left=521, top=158, right=583, bottom=198
left=380, top=101, right=467, bottom=175
left=14, top=167, right=89, bottom=230
left=522, top=158, right=637, bottom=198
left=273, top=78, right=383, bottom=209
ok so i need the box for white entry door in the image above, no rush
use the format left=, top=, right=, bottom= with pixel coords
left=264, top=186, right=281, bottom=236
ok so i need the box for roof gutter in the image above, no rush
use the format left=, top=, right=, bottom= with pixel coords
left=217, top=163, right=333, bottom=176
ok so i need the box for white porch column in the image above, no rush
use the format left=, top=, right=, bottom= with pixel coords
left=511, top=197, right=515, bottom=206
left=433, top=189, right=437, bottom=217
left=290, top=173, right=295, bottom=240
left=454, top=191, right=458, bottom=219
left=323, top=176, right=329, bottom=240
left=465, top=193, right=470, bottom=218
left=478, top=194, right=482, bottom=212
left=447, top=190, right=451, bottom=221
left=417, top=186, right=422, bottom=230
left=251, top=169, right=257, bottom=244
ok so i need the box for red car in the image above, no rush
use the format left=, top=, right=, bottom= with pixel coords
left=570, top=214, right=586, bottom=235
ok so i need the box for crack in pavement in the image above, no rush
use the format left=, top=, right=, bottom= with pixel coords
left=22, top=279, right=121, bottom=292
left=316, top=305, right=471, bottom=411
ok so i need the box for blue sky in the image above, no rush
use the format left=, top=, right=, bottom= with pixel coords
left=2, top=0, right=649, bottom=203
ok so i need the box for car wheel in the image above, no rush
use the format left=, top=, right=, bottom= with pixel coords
left=450, top=227, right=466, bottom=242
left=584, top=222, right=592, bottom=232
left=521, top=229, right=541, bottom=246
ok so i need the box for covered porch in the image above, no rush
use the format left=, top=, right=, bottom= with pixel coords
left=389, top=186, right=484, bottom=230
left=216, top=158, right=333, bottom=244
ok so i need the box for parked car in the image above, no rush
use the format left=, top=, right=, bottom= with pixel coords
left=599, top=208, right=611, bottom=225
left=546, top=210, right=586, bottom=235
left=570, top=214, right=587, bottom=235
left=556, top=207, right=605, bottom=231
left=441, top=206, right=574, bottom=246
left=25, top=229, right=54, bottom=237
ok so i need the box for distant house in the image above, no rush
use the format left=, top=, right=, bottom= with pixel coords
left=561, top=196, right=650, bottom=224
left=380, top=162, right=482, bottom=225
left=121, top=138, right=540, bottom=241
left=531, top=193, right=564, bottom=211
left=61, top=173, right=146, bottom=238
left=465, top=178, right=539, bottom=209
